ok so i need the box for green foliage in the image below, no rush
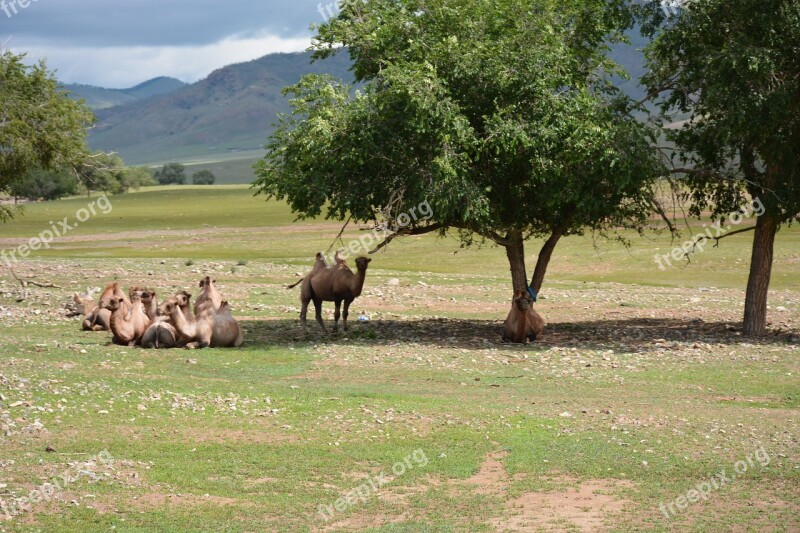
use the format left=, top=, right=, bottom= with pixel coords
left=76, top=152, right=126, bottom=195
left=254, top=0, right=662, bottom=287
left=0, top=49, right=94, bottom=220
left=9, top=167, right=78, bottom=201
left=192, top=169, right=216, bottom=185
left=120, top=166, right=157, bottom=191
left=644, top=0, right=800, bottom=221
left=155, top=162, right=186, bottom=185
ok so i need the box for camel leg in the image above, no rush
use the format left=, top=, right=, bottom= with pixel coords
left=342, top=299, right=352, bottom=332
left=333, top=300, right=342, bottom=333
left=299, top=297, right=310, bottom=332
left=184, top=341, right=209, bottom=350
left=312, top=298, right=327, bottom=333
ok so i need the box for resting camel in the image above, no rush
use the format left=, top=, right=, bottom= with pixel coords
left=139, top=289, right=159, bottom=321
left=161, top=296, right=243, bottom=349
left=76, top=282, right=129, bottom=331
left=65, top=291, right=108, bottom=331
left=502, top=290, right=545, bottom=343
left=140, top=290, right=194, bottom=349
left=194, top=276, right=222, bottom=315
left=292, top=254, right=371, bottom=333
left=103, top=293, right=149, bottom=346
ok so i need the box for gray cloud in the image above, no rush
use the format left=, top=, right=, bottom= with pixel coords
left=1, top=0, right=325, bottom=46
left=0, top=0, right=337, bottom=86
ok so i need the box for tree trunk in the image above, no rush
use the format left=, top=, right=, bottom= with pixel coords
left=504, top=231, right=528, bottom=292
left=742, top=212, right=779, bottom=336
left=529, top=228, right=565, bottom=295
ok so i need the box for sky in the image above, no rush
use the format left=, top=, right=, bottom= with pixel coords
left=0, top=0, right=339, bottom=87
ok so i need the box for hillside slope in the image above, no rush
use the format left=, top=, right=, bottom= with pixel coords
left=88, top=51, right=353, bottom=165
left=64, top=77, right=187, bottom=110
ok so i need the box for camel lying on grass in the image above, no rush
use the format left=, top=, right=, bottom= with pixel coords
left=161, top=296, right=243, bottom=349
left=67, top=282, right=129, bottom=332
left=77, top=279, right=242, bottom=349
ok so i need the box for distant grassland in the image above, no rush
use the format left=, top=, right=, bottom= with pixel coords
left=147, top=151, right=262, bottom=185
left=1, top=186, right=799, bottom=290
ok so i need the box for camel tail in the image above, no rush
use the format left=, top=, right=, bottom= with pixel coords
left=234, top=326, right=244, bottom=347
left=286, top=278, right=304, bottom=289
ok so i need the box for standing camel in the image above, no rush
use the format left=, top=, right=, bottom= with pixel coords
left=292, top=255, right=371, bottom=333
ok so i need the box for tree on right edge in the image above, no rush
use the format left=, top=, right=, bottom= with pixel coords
left=644, top=0, right=800, bottom=336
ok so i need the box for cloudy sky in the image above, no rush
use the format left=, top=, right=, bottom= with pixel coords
left=1, top=0, right=335, bottom=87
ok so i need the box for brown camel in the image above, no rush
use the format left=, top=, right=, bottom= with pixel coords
left=79, top=282, right=129, bottom=331
left=141, top=291, right=193, bottom=349
left=162, top=297, right=243, bottom=349
left=140, top=289, right=159, bottom=321
left=140, top=316, right=178, bottom=349
left=103, top=293, right=149, bottom=346
left=502, top=290, right=545, bottom=343
left=294, top=255, right=371, bottom=333
left=98, top=282, right=130, bottom=309
left=286, top=252, right=329, bottom=289
left=194, top=276, right=222, bottom=315
left=65, top=291, right=109, bottom=331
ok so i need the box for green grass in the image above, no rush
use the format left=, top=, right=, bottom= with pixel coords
left=146, top=152, right=261, bottom=185
left=0, top=188, right=797, bottom=532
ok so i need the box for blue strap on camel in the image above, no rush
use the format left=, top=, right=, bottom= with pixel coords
left=527, top=286, right=537, bottom=303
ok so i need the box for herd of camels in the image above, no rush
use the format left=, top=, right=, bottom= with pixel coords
left=66, top=251, right=545, bottom=349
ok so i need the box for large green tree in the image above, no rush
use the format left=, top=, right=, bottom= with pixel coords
left=644, top=0, right=800, bottom=336
left=9, top=168, right=78, bottom=201
left=154, top=163, right=186, bottom=185
left=255, top=0, right=662, bottom=294
left=0, top=50, right=93, bottom=220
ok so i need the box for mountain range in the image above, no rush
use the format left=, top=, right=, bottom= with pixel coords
left=68, top=38, right=649, bottom=169
left=77, top=51, right=353, bottom=165
left=65, top=77, right=188, bottom=111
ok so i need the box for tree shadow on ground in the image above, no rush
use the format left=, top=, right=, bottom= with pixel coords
left=240, top=316, right=799, bottom=353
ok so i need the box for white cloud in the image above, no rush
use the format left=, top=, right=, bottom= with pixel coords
left=12, top=32, right=311, bottom=88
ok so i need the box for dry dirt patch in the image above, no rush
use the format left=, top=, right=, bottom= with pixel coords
left=315, top=450, right=632, bottom=531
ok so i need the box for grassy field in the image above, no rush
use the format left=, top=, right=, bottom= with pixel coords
left=0, top=187, right=798, bottom=532
left=145, top=153, right=261, bottom=185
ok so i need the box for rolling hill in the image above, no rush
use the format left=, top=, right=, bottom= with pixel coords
left=64, top=77, right=188, bottom=110
left=87, top=51, right=354, bottom=165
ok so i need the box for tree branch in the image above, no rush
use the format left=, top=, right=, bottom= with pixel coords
left=369, top=223, right=445, bottom=254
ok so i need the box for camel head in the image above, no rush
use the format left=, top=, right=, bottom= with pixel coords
left=102, top=297, right=125, bottom=312
left=159, top=298, right=179, bottom=317
left=355, top=257, right=372, bottom=271
left=98, top=282, right=122, bottom=309
left=141, top=289, right=156, bottom=303
left=198, top=276, right=216, bottom=289
left=513, top=290, right=533, bottom=311
left=129, top=286, right=146, bottom=300
left=174, top=290, right=192, bottom=308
